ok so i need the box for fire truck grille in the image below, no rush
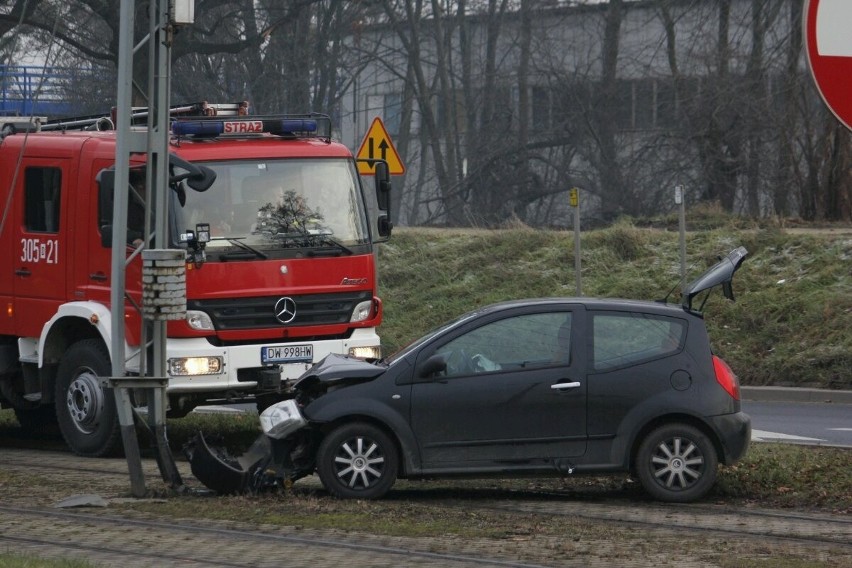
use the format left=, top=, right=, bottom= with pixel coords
left=188, top=291, right=372, bottom=330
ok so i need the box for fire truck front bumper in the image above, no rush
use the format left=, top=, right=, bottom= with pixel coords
left=159, top=328, right=382, bottom=394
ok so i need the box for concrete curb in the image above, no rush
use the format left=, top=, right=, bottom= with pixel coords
left=741, top=386, right=852, bottom=404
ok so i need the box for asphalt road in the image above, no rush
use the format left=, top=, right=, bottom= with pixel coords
left=744, top=400, right=852, bottom=447
left=740, top=387, right=852, bottom=448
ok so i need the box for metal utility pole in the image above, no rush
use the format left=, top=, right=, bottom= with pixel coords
left=569, top=187, right=582, bottom=296
left=675, top=185, right=686, bottom=291
left=110, top=0, right=194, bottom=496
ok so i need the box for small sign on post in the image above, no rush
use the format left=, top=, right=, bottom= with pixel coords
left=570, top=187, right=581, bottom=296
left=676, top=185, right=687, bottom=292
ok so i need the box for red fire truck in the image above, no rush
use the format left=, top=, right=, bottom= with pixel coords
left=0, top=104, right=392, bottom=456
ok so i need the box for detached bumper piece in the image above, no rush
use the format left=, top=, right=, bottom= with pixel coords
left=184, top=400, right=310, bottom=494
left=184, top=431, right=272, bottom=494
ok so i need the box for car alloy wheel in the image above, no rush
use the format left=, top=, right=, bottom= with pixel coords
left=636, top=423, right=718, bottom=503
left=316, top=422, right=398, bottom=499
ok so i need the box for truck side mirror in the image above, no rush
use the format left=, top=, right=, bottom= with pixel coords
left=169, top=153, right=216, bottom=192
left=374, top=160, right=391, bottom=212
left=374, top=161, right=392, bottom=239
left=377, top=215, right=392, bottom=238
left=96, top=169, right=115, bottom=247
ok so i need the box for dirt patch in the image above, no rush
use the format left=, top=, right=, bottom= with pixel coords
left=2, top=447, right=850, bottom=568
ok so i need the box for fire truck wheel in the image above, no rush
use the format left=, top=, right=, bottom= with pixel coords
left=55, top=339, right=122, bottom=457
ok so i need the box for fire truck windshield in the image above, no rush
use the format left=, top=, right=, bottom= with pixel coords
left=183, top=158, right=370, bottom=256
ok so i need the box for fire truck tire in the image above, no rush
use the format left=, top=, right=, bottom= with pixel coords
left=55, top=339, right=122, bottom=457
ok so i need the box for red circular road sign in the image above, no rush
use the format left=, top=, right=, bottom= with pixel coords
left=804, top=0, right=852, bottom=131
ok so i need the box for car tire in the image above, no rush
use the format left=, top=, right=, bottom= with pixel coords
left=316, top=422, right=398, bottom=499
left=55, top=339, right=122, bottom=457
left=636, top=423, right=718, bottom=503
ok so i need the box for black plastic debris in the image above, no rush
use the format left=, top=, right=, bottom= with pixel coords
left=184, top=431, right=270, bottom=494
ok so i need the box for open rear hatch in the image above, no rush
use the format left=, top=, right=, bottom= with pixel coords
left=682, top=246, right=748, bottom=312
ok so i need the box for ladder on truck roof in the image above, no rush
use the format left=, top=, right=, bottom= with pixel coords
left=38, top=100, right=251, bottom=132
left=0, top=116, right=47, bottom=138
left=35, top=101, right=332, bottom=142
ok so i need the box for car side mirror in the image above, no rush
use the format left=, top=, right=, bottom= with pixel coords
left=418, top=354, right=447, bottom=378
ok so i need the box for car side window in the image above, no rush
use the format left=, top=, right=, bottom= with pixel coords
left=592, top=312, right=685, bottom=371
left=435, top=312, right=572, bottom=378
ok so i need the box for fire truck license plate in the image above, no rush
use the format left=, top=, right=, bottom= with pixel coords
left=261, top=345, right=313, bottom=364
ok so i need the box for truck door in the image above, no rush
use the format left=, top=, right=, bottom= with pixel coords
left=12, top=161, right=69, bottom=338
left=80, top=160, right=118, bottom=307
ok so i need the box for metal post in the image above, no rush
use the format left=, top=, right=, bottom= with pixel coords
left=147, top=0, right=184, bottom=491
left=111, top=0, right=146, bottom=499
left=110, top=0, right=186, bottom=496
left=676, top=185, right=686, bottom=291
left=570, top=187, right=581, bottom=296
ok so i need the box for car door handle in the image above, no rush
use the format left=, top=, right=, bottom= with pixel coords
left=15, top=268, right=31, bottom=277
left=89, top=272, right=108, bottom=282
left=551, top=381, right=581, bottom=390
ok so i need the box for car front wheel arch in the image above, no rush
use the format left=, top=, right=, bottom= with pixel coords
left=320, top=415, right=408, bottom=473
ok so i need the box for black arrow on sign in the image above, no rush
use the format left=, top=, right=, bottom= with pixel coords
left=366, top=137, right=390, bottom=170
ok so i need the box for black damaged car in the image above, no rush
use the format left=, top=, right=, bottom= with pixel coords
left=187, top=247, right=751, bottom=503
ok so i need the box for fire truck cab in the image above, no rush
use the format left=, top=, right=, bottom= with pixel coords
left=0, top=106, right=392, bottom=456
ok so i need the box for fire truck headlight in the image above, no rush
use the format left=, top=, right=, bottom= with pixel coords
left=348, top=346, right=381, bottom=359
left=186, top=310, right=214, bottom=331
left=169, top=356, right=223, bottom=376
left=350, top=300, right=373, bottom=323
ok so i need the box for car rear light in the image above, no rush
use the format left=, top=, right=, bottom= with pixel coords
left=713, top=355, right=740, bottom=400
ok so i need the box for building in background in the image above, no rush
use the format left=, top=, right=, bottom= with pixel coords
left=339, top=0, right=846, bottom=226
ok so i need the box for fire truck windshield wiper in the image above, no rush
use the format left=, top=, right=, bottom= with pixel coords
left=211, top=237, right=268, bottom=260
left=311, top=235, right=353, bottom=256
left=271, top=231, right=352, bottom=256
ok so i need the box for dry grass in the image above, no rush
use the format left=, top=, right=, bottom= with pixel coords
left=379, top=220, right=852, bottom=389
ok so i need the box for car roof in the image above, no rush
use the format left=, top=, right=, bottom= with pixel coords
left=477, top=297, right=692, bottom=318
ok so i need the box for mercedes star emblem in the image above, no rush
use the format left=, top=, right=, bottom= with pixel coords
left=274, top=297, right=297, bottom=324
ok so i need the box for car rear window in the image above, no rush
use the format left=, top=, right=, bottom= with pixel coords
left=592, top=312, right=685, bottom=371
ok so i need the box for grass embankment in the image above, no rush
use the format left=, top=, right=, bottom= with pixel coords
left=377, top=220, right=851, bottom=389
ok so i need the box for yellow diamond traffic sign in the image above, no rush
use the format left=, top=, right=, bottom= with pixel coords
left=356, top=117, right=405, bottom=175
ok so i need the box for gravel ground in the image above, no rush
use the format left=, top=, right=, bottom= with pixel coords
left=1, top=447, right=851, bottom=567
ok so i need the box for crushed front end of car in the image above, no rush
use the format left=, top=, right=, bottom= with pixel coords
left=184, top=354, right=386, bottom=494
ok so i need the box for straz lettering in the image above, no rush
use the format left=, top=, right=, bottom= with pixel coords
left=223, top=121, right=263, bottom=134
left=20, top=238, right=59, bottom=264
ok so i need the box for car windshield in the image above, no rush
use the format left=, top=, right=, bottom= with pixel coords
left=182, top=158, right=370, bottom=256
